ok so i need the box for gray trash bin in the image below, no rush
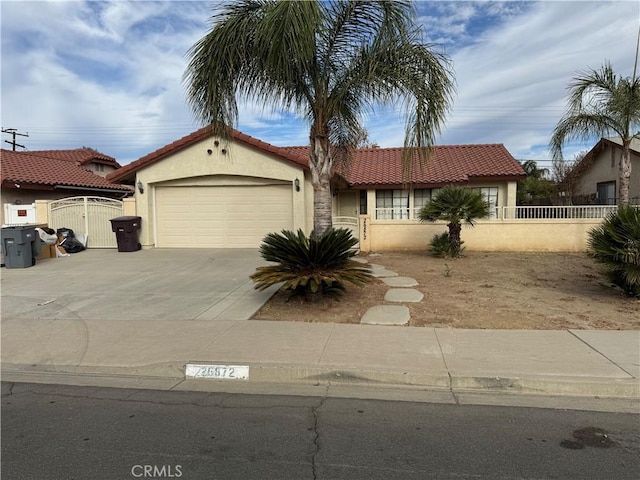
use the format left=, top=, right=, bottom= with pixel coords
left=1, top=226, right=38, bottom=268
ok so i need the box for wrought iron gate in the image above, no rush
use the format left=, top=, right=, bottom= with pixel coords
left=48, top=196, right=124, bottom=248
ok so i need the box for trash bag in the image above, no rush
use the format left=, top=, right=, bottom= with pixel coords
left=35, top=228, right=57, bottom=245
left=59, top=236, right=85, bottom=254
left=56, top=228, right=75, bottom=239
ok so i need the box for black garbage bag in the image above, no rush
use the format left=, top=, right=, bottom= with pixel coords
left=56, top=228, right=75, bottom=239
left=59, top=236, right=85, bottom=254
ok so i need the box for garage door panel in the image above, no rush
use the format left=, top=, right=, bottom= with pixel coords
left=156, top=185, right=293, bottom=248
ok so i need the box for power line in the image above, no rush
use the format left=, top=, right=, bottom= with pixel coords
left=1, top=128, right=29, bottom=150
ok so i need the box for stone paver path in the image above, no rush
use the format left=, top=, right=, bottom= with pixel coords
left=358, top=256, right=424, bottom=325
left=384, top=288, right=424, bottom=303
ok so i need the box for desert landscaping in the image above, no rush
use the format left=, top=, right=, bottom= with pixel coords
left=254, top=251, right=640, bottom=330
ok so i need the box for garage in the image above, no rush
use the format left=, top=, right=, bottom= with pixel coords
left=155, top=184, right=293, bottom=248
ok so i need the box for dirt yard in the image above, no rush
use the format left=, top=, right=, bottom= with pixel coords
left=253, top=252, right=640, bottom=330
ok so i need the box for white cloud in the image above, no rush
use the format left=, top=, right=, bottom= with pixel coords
left=1, top=0, right=639, bottom=168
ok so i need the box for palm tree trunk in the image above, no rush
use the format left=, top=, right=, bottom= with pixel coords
left=310, top=133, right=333, bottom=234
left=448, top=222, right=462, bottom=257
left=619, top=141, right=632, bottom=206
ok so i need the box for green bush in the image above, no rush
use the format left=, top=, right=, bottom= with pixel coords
left=251, top=228, right=372, bottom=301
left=429, top=232, right=464, bottom=258
left=587, top=206, right=640, bottom=297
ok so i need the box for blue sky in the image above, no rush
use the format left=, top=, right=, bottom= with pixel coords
left=1, top=1, right=639, bottom=170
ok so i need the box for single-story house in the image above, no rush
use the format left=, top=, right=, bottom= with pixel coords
left=570, top=137, right=640, bottom=205
left=1, top=148, right=132, bottom=224
left=107, top=126, right=525, bottom=249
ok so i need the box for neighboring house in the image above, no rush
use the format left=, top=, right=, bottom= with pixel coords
left=107, top=126, right=525, bottom=249
left=1, top=148, right=132, bottom=225
left=570, top=137, right=640, bottom=205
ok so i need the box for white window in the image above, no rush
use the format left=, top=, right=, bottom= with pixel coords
left=473, top=187, right=499, bottom=219
left=376, top=190, right=409, bottom=219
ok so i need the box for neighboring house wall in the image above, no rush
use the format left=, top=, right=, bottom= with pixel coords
left=84, top=163, right=118, bottom=178
left=574, top=140, right=640, bottom=204
left=133, top=137, right=313, bottom=248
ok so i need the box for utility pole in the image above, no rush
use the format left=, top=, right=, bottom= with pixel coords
left=1, top=128, right=29, bottom=150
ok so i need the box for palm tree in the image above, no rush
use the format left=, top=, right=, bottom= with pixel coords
left=418, top=186, right=491, bottom=258
left=550, top=61, right=640, bottom=205
left=184, top=0, right=455, bottom=234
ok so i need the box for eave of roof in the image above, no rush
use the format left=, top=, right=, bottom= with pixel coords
left=107, top=126, right=309, bottom=183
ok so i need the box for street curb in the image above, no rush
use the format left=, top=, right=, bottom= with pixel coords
left=2, top=362, right=639, bottom=400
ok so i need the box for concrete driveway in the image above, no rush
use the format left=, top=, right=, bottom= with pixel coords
left=0, top=249, right=277, bottom=321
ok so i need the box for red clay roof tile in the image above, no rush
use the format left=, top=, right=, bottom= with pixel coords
left=1, top=149, right=131, bottom=191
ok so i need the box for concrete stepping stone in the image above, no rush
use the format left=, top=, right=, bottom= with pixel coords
left=360, top=305, right=410, bottom=326
left=384, top=288, right=424, bottom=303
left=381, top=276, right=419, bottom=287
left=371, top=269, right=398, bottom=278
left=352, top=257, right=368, bottom=264
left=369, top=263, right=385, bottom=269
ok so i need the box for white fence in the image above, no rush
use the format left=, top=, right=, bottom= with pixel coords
left=374, top=205, right=631, bottom=222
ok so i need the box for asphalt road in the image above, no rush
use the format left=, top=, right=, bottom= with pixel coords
left=2, top=382, right=639, bottom=480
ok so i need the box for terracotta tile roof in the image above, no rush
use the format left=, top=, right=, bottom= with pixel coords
left=21, top=148, right=121, bottom=168
left=107, top=126, right=309, bottom=182
left=0, top=149, right=132, bottom=192
left=284, top=144, right=525, bottom=186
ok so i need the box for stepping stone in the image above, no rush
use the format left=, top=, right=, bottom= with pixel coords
left=381, top=276, right=419, bottom=287
left=384, top=288, right=424, bottom=303
left=352, top=257, right=368, bottom=264
left=369, top=263, right=385, bottom=269
left=371, top=269, right=398, bottom=278
left=361, top=305, right=410, bottom=326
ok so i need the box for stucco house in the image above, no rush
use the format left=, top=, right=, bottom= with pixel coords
left=570, top=137, right=640, bottom=205
left=107, top=126, right=525, bottom=249
left=1, top=148, right=132, bottom=225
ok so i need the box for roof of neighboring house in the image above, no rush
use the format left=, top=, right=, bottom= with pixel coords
left=107, top=126, right=309, bottom=183
left=19, top=148, right=121, bottom=168
left=569, top=136, right=640, bottom=180
left=0, top=149, right=132, bottom=192
left=285, top=144, right=525, bottom=186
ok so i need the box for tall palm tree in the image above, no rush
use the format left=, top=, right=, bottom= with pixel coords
left=550, top=61, right=640, bottom=205
left=418, top=186, right=491, bottom=258
left=184, top=0, right=455, bottom=234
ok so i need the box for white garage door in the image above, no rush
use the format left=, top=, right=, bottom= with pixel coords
left=156, top=185, right=293, bottom=248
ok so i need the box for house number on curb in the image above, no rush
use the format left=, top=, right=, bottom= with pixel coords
left=185, top=364, right=249, bottom=380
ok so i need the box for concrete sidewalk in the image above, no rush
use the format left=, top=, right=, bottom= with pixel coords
left=1, top=249, right=639, bottom=411
left=2, top=315, right=638, bottom=406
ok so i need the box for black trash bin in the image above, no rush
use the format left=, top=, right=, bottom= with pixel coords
left=1, top=226, right=38, bottom=268
left=110, top=216, right=142, bottom=252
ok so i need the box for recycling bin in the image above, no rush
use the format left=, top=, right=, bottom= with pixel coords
left=110, top=216, right=142, bottom=252
left=1, top=225, right=38, bottom=268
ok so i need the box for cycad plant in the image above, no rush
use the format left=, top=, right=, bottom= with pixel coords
left=418, top=186, right=490, bottom=258
left=587, top=206, right=640, bottom=297
left=251, top=228, right=372, bottom=301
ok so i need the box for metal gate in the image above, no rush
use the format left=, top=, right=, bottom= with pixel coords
left=48, top=197, right=124, bottom=248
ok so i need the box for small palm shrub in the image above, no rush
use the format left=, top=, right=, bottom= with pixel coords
left=418, top=186, right=490, bottom=258
left=251, top=228, right=373, bottom=301
left=587, top=206, right=640, bottom=297
left=429, top=232, right=464, bottom=258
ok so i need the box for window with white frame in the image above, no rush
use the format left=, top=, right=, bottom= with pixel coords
left=472, top=187, right=498, bottom=218
left=376, top=189, right=409, bottom=219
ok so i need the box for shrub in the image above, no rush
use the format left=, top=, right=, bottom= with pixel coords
left=251, top=228, right=373, bottom=301
left=429, top=232, right=464, bottom=258
left=587, top=206, right=640, bottom=297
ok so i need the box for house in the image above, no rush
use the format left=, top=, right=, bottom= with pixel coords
left=107, top=126, right=525, bottom=249
left=569, top=137, right=640, bottom=205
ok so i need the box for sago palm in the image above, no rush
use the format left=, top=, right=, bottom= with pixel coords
left=587, top=206, right=640, bottom=297
left=251, top=228, right=372, bottom=300
left=184, top=0, right=455, bottom=234
left=418, top=186, right=490, bottom=258
left=550, top=62, right=640, bottom=205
